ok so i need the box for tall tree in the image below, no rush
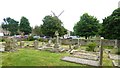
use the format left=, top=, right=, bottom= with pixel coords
left=1, top=17, right=19, bottom=36
left=41, top=15, right=67, bottom=37
left=102, top=8, right=120, bottom=40
left=19, top=16, right=32, bottom=35
left=73, top=13, right=100, bottom=39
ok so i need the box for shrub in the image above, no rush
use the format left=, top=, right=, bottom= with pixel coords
left=103, top=46, right=114, bottom=49
left=0, top=39, right=4, bottom=42
left=86, top=42, right=97, bottom=52
left=38, top=38, right=48, bottom=42
left=38, top=38, right=44, bottom=42
left=27, top=36, right=35, bottom=41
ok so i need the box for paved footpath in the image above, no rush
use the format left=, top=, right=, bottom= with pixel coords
left=61, top=56, right=99, bottom=66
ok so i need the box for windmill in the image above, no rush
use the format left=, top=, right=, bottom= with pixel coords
left=51, top=10, right=64, bottom=27
left=51, top=10, right=64, bottom=18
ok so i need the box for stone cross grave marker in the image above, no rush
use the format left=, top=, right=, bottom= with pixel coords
left=54, top=31, right=60, bottom=48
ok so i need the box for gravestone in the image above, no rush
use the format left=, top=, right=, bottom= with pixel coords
left=114, top=40, right=118, bottom=48
left=34, top=40, right=39, bottom=49
left=69, top=39, right=80, bottom=53
left=20, top=41, right=24, bottom=48
left=0, top=42, right=5, bottom=52
left=4, top=37, right=18, bottom=52
left=69, top=44, right=72, bottom=50
left=54, top=31, right=60, bottom=48
left=72, top=51, right=99, bottom=60
left=61, top=56, right=99, bottom=66
left=11, top=38, right=18, bottom=51
left=68, top=39, right=73, bottom=53
left=51, top=31, right=65, bottom=53
left=46, top=39, right=52, bottom=47
left=38, top=41, right=53, bottom=51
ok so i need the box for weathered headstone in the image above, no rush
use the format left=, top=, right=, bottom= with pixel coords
left=69, top=44, right=72, bottom=50
left=54, top=31, right=60, bottom=48
left=114, top=40, right=118, bottom=48
left=0, top=42, right=5, bottom=52
left=3, top=37, right=18, bottom=52
left=61, top=56, right=99, bottom=66
left=4, top=38, right=12, bottom=51
left=46, top=39, right=52, bottom=47
left=51, top=31, right=65, bottom=53
left=34, top=40, right=39, bottom=49
left=20, top=41, right=24, bottom=48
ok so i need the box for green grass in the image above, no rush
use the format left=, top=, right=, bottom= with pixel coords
left=103, top=46, right=114, bottom=49
left=102, top=52, right=113, bottom=66
left=1, top=41, right=114, bottom=67
left=0, top=53, right=2, bottom=67
left=2, top=48, right=85, bottom=66
left=1, top=48, right=113, bottom=67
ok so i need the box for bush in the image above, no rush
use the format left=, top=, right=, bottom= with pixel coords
left=38, top=38, right=48, bottom=42
left=0, top=38, right=5, bottom=42
left=38, top=38, right=44, bottom=42
left=86, top=42, right=97, bottom=52
left=27, top=36, right=35, bottom=41
left=103, top=46, right=114, bottom=49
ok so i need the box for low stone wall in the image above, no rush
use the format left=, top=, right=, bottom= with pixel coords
left=60, top=39, right=120, bottom=46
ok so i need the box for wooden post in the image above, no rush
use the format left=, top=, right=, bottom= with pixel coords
left=99, top=38, right=103, bottom=67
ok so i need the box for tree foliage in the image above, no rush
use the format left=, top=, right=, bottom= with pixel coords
left=32, top=25, right=42, bottom=36
left=70, top=31, right=75, bottom=36
left=1, top=17, right=19, bottom=35
left=19, top=16, right=32, bottom=35
left=73, top=13, right=100, bottom=39
left=102, top=8, right=120, bottom=40
left=41, top=15, right=67, bottom=37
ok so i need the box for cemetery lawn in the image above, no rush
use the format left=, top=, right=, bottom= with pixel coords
left=2, top=48, right=87, bottom=66
left=1, top=46, right=113, bottom=67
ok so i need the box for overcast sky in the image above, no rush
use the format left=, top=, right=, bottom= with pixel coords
left=0, top=0, right=119, bottom=31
